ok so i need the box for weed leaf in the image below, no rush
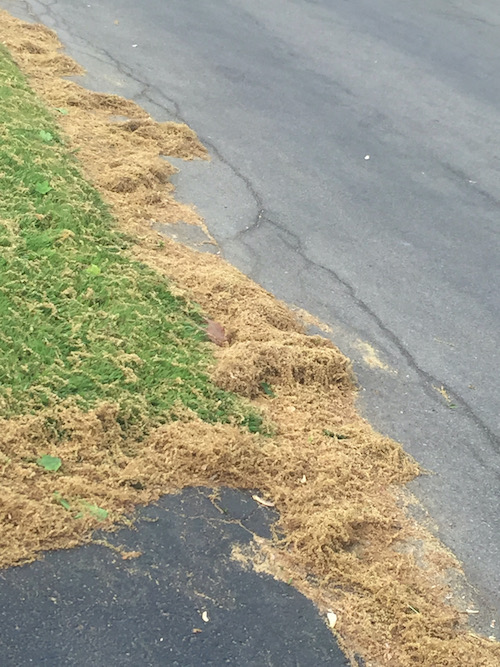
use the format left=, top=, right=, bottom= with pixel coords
left=85, top=264, right=101, bottom=276
left=36, top=454, right=62, bottom=471
left=39, top=130, right=53, bottom=142
left=53, top=491, right=71, bottom=510
left=81, top=502, right=108, bottom=521
left=260, top=381, right=275, bottom=398
left=35, top=180, right=52, bottom=195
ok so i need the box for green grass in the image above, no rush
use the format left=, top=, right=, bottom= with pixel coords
left=0, top=46, right=262, bottom=433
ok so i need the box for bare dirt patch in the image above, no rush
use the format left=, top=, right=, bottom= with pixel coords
left=1, top=10, right=499, bottom=666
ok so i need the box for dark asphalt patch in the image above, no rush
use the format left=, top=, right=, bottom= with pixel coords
left=0, top=488, right=349, bottom=666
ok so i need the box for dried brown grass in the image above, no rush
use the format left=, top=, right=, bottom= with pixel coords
left=1, top=10, right=499, bottom=666
left=1, top=17, right=207, bottom=238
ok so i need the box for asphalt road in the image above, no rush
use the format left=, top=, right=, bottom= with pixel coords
left=3, top=0, right=499, bottom=632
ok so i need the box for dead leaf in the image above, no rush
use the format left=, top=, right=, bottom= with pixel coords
left=327, top=610, right=337, bottom=628
left=206, top=319, right=227, bottom=346
left=252, top=494, right=275, bottom=508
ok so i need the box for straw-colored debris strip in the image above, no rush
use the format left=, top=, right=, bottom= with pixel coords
left=1, top=10, right=499, bottom=666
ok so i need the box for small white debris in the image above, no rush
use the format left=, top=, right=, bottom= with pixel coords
left=327, top=610, right=337, bottom=628
left=132, top=44, right=138, bottom=48
left=466, top=609, right=480, bottom=614
left=364, top=155, right=370, bottom=160
left=201, top=611, right=209, bottom=623
left=252, top=494, right=275, bottom=508
left=300, top=475, right=307, bottom=484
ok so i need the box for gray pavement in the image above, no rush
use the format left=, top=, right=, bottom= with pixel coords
left=2, top=0, right=499, bottom=639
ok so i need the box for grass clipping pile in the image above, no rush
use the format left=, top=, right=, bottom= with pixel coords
left=2, top=11, right=499, bottom=666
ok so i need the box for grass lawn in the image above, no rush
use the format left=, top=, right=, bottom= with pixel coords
left=0, top=45, right=261, bottom=433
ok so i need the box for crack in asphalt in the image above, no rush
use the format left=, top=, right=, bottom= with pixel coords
left=241, top=213, right=500, bottom=458
left=23, top=0, right=500, bottom=459
left=30, top=0, right=266, bottom=228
